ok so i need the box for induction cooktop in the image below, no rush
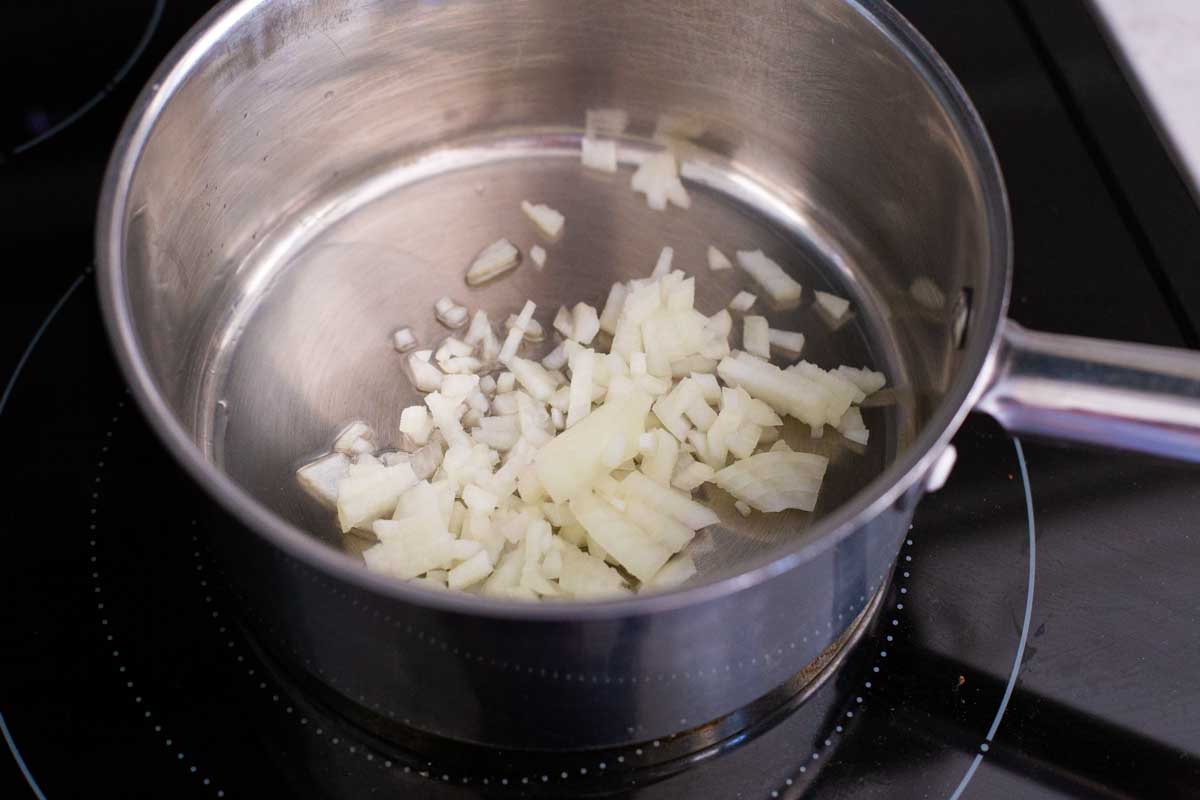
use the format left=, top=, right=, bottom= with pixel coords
left=2, top=1, right=1198, bottom=798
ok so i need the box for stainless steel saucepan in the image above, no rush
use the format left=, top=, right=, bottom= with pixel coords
left=96, top=0, right=1200, bottom=751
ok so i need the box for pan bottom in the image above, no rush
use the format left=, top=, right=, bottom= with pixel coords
left=204, top=132, right=907, bottom=588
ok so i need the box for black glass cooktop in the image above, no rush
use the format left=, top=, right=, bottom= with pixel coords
left=2, top=1, right=1199, bottom=798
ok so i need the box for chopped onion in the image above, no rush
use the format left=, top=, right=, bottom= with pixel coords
left=581, top=137, right=618, bottom=173
left=334, top=421, right=375, bottom=455
left=735, top=250, right=802, bottom=306
left=651, top=246, right=674, bottom=278
left=434, top=296, right=469, bottom=328
left=598, top=283, right=628, bottom=335
left=530, top=244, right=547, bottom=269
left=768, top=328, right=806, bottom=356
left=408, top=354, right=444, bottom=392
left=506, top=314, right=545, bottom=343
left=392, top=327, right=417, bottom=352
left=734, top=500, right=752, bottom=517
left=466, top=239, right=521, bottom=286
left=520, top=201, right=565, bottom=239
left=814, top=290, right=850, bottom=322
left=835, top=365, right=887, bottom=396
left=729, top=291, right=757, bottom=312
left=566, top=347, right=594, bottom=428
left=707, top=246, right=733, bottom=271
left=743, top=316, right=770, bottom=359
left=715, top=450, right=828, bottom=513
left=399, top=406, right=433, bottom=446
left=297, top=452, right=350, bottom=508
left=631, top=150, right=690, bottom=211
left=571, top=302, right=600, bottom=345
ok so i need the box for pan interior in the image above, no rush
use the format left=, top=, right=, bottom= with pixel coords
left=110, top=0, right=1000, bottom=595
left=205, top=134, right=909, bottom=587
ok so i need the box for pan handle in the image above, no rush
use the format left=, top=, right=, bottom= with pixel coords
left=978, top=320, right=1200, bottom=462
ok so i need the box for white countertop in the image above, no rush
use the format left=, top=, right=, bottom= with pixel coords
left=1089, top=0, right=1200, bottom=198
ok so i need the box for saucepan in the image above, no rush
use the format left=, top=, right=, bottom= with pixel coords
left=96, top=0, right=1200, bottom=752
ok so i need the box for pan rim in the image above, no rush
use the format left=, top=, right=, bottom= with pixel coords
left=95, top=0, right=1012, bottom=622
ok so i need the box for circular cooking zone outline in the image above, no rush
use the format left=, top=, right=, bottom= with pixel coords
left=5, top=0, right=165, bottom=157
left=0, top=268, right=1037, bottom=798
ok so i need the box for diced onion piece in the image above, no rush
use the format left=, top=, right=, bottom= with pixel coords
left=621, top=471, right=719, bottom=530
left=715, top=450, right=828, bottom=513
left=735, top=250, right=802, bottom=305
left=336, top=461, right=418, bottom=532
left=838, top=406, right=870, bottom=446
left=399, top=405, right=433, bottom=446
left=440, top=373, right=480, bottom=402
left=814, top=290, right=850, bottom=321
left=463, top=310, right=491, bottom=346
left=642, top=429, right=679, bottom=486
left=571, top=302, right=600, bottom=345
left=530, top=244, right=547, bottom=269
left=334, top=421, right=375, bottom=455
left=509, top=357, right=557, bottom=402
left=622, top=495, right=694, bottom=554
left=566, top=347, right=594, bottom=428
left=834, top=366, right=887, bottom=397
left=598, top=283, right=628, bottom=335
left=734, top=500, right=752, bottom=517
left=768, top=328, right=806, bottom=356
left=434, top=296, right=470, bottom=328
left=413, top=349, right=433, bottom=362
left=392, top=327, right=417, bottom=352
left=652, top=377, right=700, bottom=441
left=520, top=201, right=565, bottom=239
left=448, top=550, right=493, bottom=590
left=435, top=337, right=473, bottom=362
left=729, top=291, right=757, bottom=312
left=541, top=342, right=568, bottom=371
left=296, top=452, right=350, bottom=508
left=466, top=238, right=521, bottom=286
left=691, top=373, right=721, bottom=405
left=707, top=246, right=733, bottom=271
left=666, top=277, right=695, bottom=312
left=631, top=150, right=690, bottom=211
left=534, top=388, right=652, bottom=503
left=571, top=492, right=672, bottom=583
left=558, top=544, right=628, bottom=598
left=506, top=314, right=545, bottom=343
left=684, top=395, right=717, bottom=432
left=498, top=300, right=536, bottom=363
left=743, top=316, right=770, bottom=359
left=645, top=554, right=697, bottom=590
left=672, top=459, right=715, bottom=492
left=581, top=137, right=618, bottom=173
left=728, top=423, right=762, bottom=460
left=651, top=246, right=674, bottom=278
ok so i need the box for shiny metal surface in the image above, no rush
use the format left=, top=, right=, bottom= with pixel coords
left=981, top=321, right=1200, bottom=461
left=104, top=0, right=1200, bottom=750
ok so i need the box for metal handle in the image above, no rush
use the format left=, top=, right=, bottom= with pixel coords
left=978, top=320, right=1200, bottom=462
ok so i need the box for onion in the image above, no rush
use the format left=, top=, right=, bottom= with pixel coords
left=580, top=137, right=618, bottom=173
left=735, top=250, right=802, bottom=306
left=434, top=296, right=469, bottom=328
left=297, top=452, right=350, bottom=508
left=399, top=406, right=433, bottom=446
left=530, top=244, right=547, bottom=269
left=631, top=150, right=690, bottom=211
left=729, top=291, right=757, bottom=312
left=651, top=246, right=674, bottom=278
left=768, top=328, right=805, bottom=356
left=466, top=239, right=521, bottom=286
left=814, top=290, right=850, bottom=322
left=392, top=327, right=417, bottom=352
left=520, top=201, right=565, bottom=239
left=743, top=316, right=770, bottom=359
left=596, top=283, right=626, bottom=336
left=707, top=245, right=733, bottom=271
